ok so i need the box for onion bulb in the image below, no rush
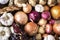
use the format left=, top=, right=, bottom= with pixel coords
left=38, top=18, right=47, bottom=26
left=23, top=4, right=32, bottom=13
left=45, top=24, right=53, bottom=34
left=29, top=11, right=40, bottom=22
left=24, top=22, right=38, bottom=36
left=53, top=21, right=60, bottom=35
left=49, top=19, right=55, bottom=25
left=14, top=11, right=28, bottom=25
left=51, top=5, right=60, bottom=19
left=41, top=11, right=51, bottom=20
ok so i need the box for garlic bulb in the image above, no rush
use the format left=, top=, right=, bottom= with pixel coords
left=0, top=12, right=14, bottom=26
left=0, top=0, right=9, bottom=4
left=44, top=35, right=55, bottom=40
left=35, top=4, right=44, bottom=12
left=0, top=27, right=10, bottom=40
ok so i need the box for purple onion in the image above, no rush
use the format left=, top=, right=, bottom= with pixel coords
left=49, top=19, right=55, bottom=25
left=12, top=23, right=22, bottom=33
left=29, top=11, right=40, bottom=22
left=41, top=11, right=50, bottom=20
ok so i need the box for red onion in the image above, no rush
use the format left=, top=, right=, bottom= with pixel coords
left=12, top=23, right=22, bottom=33
left=45, top=24, right=53, bottom=34
left=49, top=19, right=55, bottom=25
left=41, top=11, right=50, bottom=20
left=29, top=11, right=40, bottom=22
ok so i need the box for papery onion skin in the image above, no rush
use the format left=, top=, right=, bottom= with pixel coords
left=41, top=11, right=50, bottom=20
left=24, top=22, right=38, bottom=36
left=45, top=24, right=53, bottom=34
left=53, top=22, right=60, bottom=35
left=29, top=11, right=40, bottom=22
left=51, top=5, right=60, bottom=19
left=14, top=11, right=28, bottom=25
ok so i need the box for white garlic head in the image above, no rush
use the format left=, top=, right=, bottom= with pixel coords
left=44, top=35, right=55, bottom=40
left=0, top=27, right=10, bottom=40
left=35, top=4, right=44, bottom=12
left=0, top=0, right=9, bottom=4
left=0, top=12, right=14, bottom=26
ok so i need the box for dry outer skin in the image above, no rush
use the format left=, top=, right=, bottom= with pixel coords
left=0, top=6, right=20, bottom=14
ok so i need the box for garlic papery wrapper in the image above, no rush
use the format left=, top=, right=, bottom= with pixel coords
left=0, top=0, right=9, bottom=4
left=0, top=27, right=10, bottom=40
left=0, top=12, right=14, bottom=26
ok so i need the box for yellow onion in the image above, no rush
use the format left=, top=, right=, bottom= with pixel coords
left=23, top=4, right=32, bottom=13
left=53, top=21, right=60, bottom=35
left=51, top=5, right=60, bottom=19
left=24, top=22, right=38, bottom=36
left=14, top=11, right=28, bottom=25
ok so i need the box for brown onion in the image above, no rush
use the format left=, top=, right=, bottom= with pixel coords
left=24, top=22, right=38, bottom=36
left=44, top=5, right=49, bottom=11
left=53, top=21, right=60, bottom=35
left=51, top=5, right=60, bottom=19
left=14, top=11, right=28, bottom=25
left=23, top=4, right=32, bottom=13
left=45, top=24, right=53, bottom=34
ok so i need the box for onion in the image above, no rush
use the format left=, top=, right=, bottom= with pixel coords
left=41, top=11, right=51, bottom=20
left=24, top=22, right=38, bottom=36
left=49, top=19, right=55, bottom=25
left=14, top=11, right=28, bottom=25
left=45, top=24, right=53, bottom=34
left=23, top=4, right=32, bottom=13
left=51, top=5, right=60, bottom=19
left=38, top=18, right=47, bottom=26
left=44, top=5, right=49, bottom=11
left=53, top=21, right=60, bottom=35
left=29, top=11, right=40, bottom=22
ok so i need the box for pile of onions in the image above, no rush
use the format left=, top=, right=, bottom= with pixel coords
left=29, top=11, right=40, bottom=22
left=41, top=11, right=51, bottom=20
